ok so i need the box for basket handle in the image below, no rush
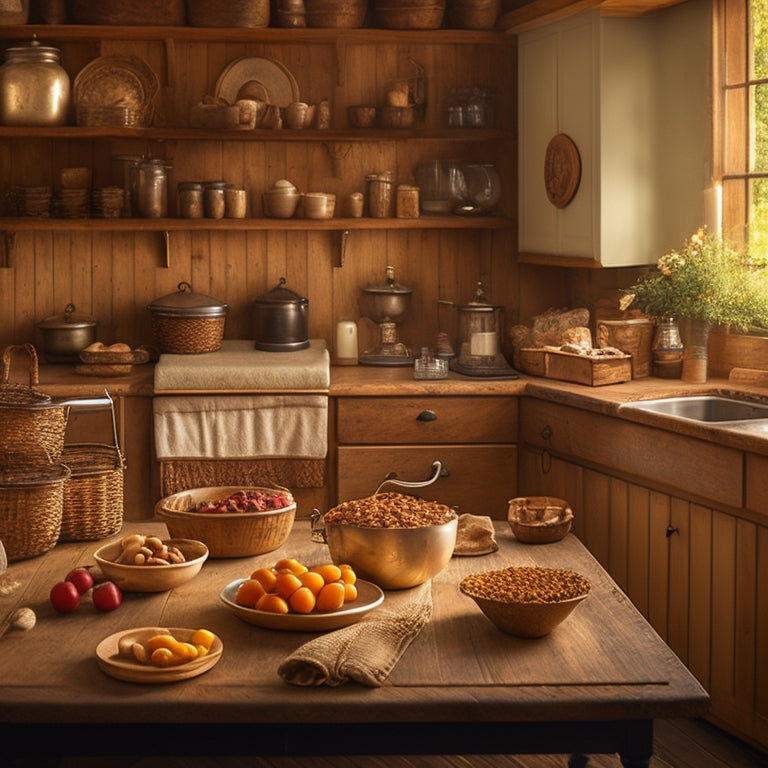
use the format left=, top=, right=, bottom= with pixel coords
left=1, top=343, right=40, bottom=386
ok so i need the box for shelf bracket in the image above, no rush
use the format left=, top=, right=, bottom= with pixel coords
left=333, top=229, right=350, bottom=268
left=164, top=37, right=177, bottom=89
left=0, top=231, right=15, bottom=268
left=162, top=230, right=170, bottom=268
left=326, top=142, right=352, bottom=179
left=334, top=40, right=347, bottom=88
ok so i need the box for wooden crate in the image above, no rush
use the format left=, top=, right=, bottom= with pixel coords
left=518, top=348, right=632, bottom=386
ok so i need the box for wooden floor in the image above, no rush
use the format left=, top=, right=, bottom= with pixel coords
left=12, top=718, right=765, bottom=768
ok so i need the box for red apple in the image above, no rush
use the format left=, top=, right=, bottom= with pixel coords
left=50, top=581, right=81, bottom=613
left=65, top=567, right=94, bottom=595
left=92, top=581, right=123, bottom=612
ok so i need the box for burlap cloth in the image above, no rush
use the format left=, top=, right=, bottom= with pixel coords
left=278, top=580, right=432, bottom=687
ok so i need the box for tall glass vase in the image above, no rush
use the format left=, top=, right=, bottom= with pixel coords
left=678, top=317, right=711, bottom=383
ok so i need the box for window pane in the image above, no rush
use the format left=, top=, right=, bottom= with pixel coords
left=750, top=177, right=768, bottom=260
left=754, top=0, right=768, bottom=81
left=752, top=83, right=768, bottom=170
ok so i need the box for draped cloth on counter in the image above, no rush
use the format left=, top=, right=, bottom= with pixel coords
left=153, top=340, right=329, bottom=489
left=278, top=581, right=433, bottom=687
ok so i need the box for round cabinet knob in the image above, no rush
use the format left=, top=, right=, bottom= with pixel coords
left=416, top=410, right=437, bottom=422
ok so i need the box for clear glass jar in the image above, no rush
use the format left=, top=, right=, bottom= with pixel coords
left=652, top=317, right=683, bottom=378
left=0, top=40, right=70, bottom=126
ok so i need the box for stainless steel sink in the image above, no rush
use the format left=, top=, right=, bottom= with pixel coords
left=620, top=395, right=768, bottom=423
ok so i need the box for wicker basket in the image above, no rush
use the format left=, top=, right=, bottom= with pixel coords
left=446, top=0, right=499, bottom=28
left=151, top=315, right=226, bottom=355
left=0, top=464, right=70, bottom=562
left=66, top=0, right=185, bottom=25
left=59, top=395, right=124, bottom=542
left=304, top=0, right=367, bottom=28
left=0, top=344, right=69, bottom=466
left=187, top=0, right=270, bottom=27
left=373, top=0, right=445, bottom=28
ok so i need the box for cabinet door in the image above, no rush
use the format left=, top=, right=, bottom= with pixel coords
left=337, top=445, right=517, bottom=518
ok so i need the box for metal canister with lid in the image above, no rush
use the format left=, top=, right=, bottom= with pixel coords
left=0, top=38, right=70, bottom=126
left=137, top=159, right=172, bottom=218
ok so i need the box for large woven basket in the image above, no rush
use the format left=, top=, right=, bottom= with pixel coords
left=187, top=0, right=270, bottom=27
left=373, top=0, right=445, bottom=28
left=0, top=464, right=70, bottom=562
left=59, top=395, right=124, bottom=542
left=66, top=0, right=185, bottom=25
left=151, top=315, right=226, bottom=354
left=0, top=344, right=69, bottom=466
left=304, top=0, right=367, bottom=28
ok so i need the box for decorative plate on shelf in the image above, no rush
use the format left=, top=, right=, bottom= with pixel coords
left=74, top=55, right=159, bottom=127
left=544, top=133, right=581, bottom=209
left=96, top=627, right=223, bottom=684
left=214, top=57, right=300, bottom=108
left=220, top=578, right=384, bottom=631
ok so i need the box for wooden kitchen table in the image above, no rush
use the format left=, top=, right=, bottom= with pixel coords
left=0, top=520, right=709, bottom=767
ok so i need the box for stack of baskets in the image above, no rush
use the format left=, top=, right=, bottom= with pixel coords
left=0, top=344, right=124, bottom=562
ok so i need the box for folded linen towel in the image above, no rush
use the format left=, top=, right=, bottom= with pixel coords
left=154, top=393, right=327, bottom=459
left=278, top=581, right=432, bottom=687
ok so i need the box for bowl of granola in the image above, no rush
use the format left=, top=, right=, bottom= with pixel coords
left=154, top=486, right=296, bottom=558
left=460, top=566, right=591, bottom=637
left=316, top=491, right=459, bottom=590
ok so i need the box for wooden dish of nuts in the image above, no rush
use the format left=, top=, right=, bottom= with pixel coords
left=93, top=535, right=209, bottom=592
left=507, top=496, right=574, bottom=544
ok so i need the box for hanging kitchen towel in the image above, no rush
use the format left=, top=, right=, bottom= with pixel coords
left=153, top=393, right=327, bottom=459
left=278, top=581, right=432, bottom=687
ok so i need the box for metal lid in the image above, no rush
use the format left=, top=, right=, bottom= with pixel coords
left=362, top=265, right=412, bottom=295
left=457, top=281, right=502, bottom=311
left=148, top=281, right=228, bottom=317
left=253, top=277, right=308, bottom=307
left=37, top=303, right=97, bottom=330
left=4, top=38, right=62, bottom=62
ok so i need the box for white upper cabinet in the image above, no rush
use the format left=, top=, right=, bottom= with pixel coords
left=518, top=3, right=712, bottom=267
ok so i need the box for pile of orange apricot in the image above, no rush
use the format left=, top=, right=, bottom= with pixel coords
left=235, top=557, right=358, bottom=614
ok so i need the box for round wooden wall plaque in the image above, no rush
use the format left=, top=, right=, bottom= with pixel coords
left=544, top=133, right=581, bottom=208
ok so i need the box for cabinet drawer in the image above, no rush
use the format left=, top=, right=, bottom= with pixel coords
left=337, top=396, right=518, bottom=445
left=336, top=445, right=517, bottom=518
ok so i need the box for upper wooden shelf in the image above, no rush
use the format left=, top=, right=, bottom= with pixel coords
left=0, top=24, right=513, bottom=45
left=0, top=126, right=510, bottom=143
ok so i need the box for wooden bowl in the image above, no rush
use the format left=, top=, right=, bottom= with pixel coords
left=302, top=192, right=336, bottom=219
left=93, top=538, right=209, bottom=592
left=154, top=486, right=296, bottom=558
left=460, top=566, right=590, bottom=637
left=263, top=190, right=302, bottom=218
left=507, top=496, right=573, bottom=544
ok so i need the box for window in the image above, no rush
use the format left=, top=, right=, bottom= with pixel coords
left=719, top=0, right=768, bottom=263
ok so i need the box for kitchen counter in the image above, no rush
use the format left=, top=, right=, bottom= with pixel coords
left=0, top=520, right=708, bottom=765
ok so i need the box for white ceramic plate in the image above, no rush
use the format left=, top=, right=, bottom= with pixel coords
left=96, top=627, right=223, bottom=683
left=220, top=577, right=384, bottom=631
left=214, top=57, right=300, bottom=108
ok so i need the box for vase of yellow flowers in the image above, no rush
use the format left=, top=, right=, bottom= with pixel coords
left=622, top=228, right=768, bottom=383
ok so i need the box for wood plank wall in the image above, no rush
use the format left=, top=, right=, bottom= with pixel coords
left=0, top=36, right=521, bottom=361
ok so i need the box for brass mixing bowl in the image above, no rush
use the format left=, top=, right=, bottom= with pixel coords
left=322, top=516, right=458, bottom=590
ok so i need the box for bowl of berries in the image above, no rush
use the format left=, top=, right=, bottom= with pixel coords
left=154, top=486, right=296, bottom=558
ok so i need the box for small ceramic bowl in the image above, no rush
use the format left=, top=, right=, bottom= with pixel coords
left=263, top=190, right=302, bottom=218
left=460, top=566, right=591, bottom=638
left=93, top=538, right=209, bottom=592
left=302, top=192, right=336, bottom=219
left=507, top=496, right=574, bottom=544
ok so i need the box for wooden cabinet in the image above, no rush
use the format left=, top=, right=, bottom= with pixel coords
left=518, top=397, right=768, bottom=754
left=336, top=395, right=517, bottom=516
left=517, top=3, right=710, bottom=266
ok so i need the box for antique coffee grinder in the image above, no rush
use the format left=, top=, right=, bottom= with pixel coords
left=439, top=281, right=517, bottom=377
left=358, top=265, right=413, bottom=366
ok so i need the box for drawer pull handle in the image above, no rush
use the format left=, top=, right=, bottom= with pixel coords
left=416, top=409, right=437, bottom=422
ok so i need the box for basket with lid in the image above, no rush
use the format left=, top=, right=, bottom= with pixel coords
left=0, top=344, right=69, bottom=466
left=0, top=463, right=70, bottom=561
left=148, top=281, right=228, bottom=354
left=59, top=391, right=125, bottom=542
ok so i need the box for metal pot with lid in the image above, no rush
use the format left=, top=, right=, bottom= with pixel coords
left=36, top=303, right=98, bottom=362
left=147, top=281, right=228, bottom=354
left=252, top=277, right=309, bottom=352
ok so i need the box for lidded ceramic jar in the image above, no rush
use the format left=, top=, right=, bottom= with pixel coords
left=0, top=38, right=71, bottom=126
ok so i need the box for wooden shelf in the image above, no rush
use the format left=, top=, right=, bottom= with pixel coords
left=0, top=215, right=512, bottom=232
left=0, top=126, right=510, bottom=143
left=0, top=24, right=513, bottom=45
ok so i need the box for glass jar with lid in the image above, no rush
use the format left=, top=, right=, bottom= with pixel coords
left=0, top=38, right=70, bottom=126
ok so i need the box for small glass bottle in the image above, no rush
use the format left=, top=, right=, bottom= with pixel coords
left=652, top=317, right=683, bottom=378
